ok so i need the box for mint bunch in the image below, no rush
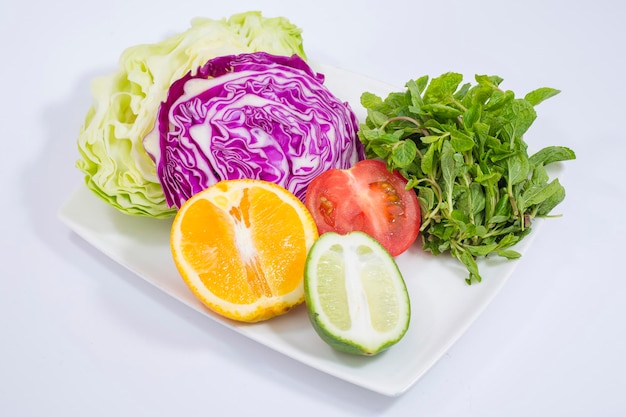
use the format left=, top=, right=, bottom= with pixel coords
left=358, top=72, right=576, bottom=284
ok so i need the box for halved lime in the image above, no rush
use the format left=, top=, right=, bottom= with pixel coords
left=304, top=231, right=410, bottom=356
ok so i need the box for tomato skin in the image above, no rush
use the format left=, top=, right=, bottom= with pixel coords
left=305, top=159, right=420, bottom=257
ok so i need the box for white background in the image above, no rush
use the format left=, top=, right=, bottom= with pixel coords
left=2, top=0, right=624, bottom=415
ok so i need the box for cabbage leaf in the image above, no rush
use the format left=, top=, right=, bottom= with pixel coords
left=76, top=11, right=307, bottom=217
left=143, top=52, right=363, bottom=208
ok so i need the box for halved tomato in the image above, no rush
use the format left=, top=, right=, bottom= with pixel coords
left=304, top=159, right=420, bottom=257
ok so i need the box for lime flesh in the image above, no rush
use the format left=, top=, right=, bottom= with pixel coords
left=304, top=231, right=410, bottom=356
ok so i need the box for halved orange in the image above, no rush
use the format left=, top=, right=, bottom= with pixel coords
left=170, top=179, right=319, bottom=323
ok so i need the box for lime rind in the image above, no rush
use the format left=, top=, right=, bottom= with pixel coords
left=304, top=231, right=410, bottom=356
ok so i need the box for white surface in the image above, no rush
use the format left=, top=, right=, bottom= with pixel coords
left=56, top=63, right=544, bottom=397
left=57, top=160, right=536, bottom=396
left=1, top=0, right=624, bottom=415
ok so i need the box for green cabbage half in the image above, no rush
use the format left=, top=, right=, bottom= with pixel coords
left=76, top=11, right=307, bottom=218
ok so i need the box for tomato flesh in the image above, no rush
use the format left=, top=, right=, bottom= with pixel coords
left=305, top=159, right=420, bottom=257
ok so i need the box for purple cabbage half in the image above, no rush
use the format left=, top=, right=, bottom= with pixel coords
left=143, top=52, right=363, bottom=209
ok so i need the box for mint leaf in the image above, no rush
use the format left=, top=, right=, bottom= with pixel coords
left=463, top=104, right=482, bottom=129
left=522, top=178, right=563, bottom=207
left=440, top=140, right=457, bottom=210
left=392, top=140, right=417, bottom=168
left=422, top=103, right=463, bottom=119
left=360, top=91, right=383, bottom=109
left=421, top=143, right=436, bottom=175
left=529, top=146, right=576, bottom=166
left=357, top=72, right=575, bottom=284
left=500, top=99, right=537, bottom=141
left=497, top=249, right=521, bottom=260
left=367, top=109, right=389, bottom=128
left=507, top=151, right=531, bottom=185
left=406, top=79, right=424, bottom=112
left=536, top=182, right=566, bottom=216
left=424, top=72, right=463, bottom=104
left=524, top=87, right=560, bottom=106
left=450, top=129, right=475, bottom=152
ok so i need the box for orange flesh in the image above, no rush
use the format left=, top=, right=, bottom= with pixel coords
left=178, top=185, right=308, bottom=305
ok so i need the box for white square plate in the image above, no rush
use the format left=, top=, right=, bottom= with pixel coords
left=58, top=63, right=541, bottom=396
